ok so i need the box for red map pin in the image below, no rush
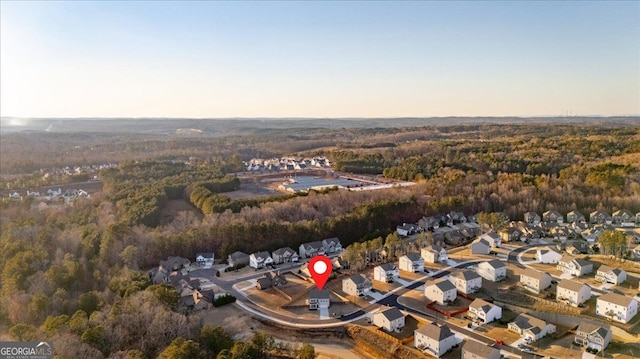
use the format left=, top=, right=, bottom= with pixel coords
left=308, top=255, right=332, bottom=290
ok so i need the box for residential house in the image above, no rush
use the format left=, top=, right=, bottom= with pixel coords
left=567, top=211, right=586, bottom=223
left=399, top=253, right=425, bottom=273
left=342, top=274, right=372, bottom=297
left=373, top=263, right=399, bottom=283
left=590, top=210, right=612, bottom=225
left=322, top=237, right=342, bottom=254
left=596, top=265, right=627, bottom=285
left=536, top=247, right=562, bottom=264
left=255, top=272, right=287, bottom=290
left=372, top=307, right=405, bottom=332
left=557, top=256, right=593, bottom=277
left=414, top=323, right=457, bottom=357
left=508, top=313, right=556, bottom=342
left=424, top=279, right=457, bottom=305
left=476, top=259, right=507, bottom=282
left=543, top=210, right=564, bottom=224
left=468, top=298, right=502, bottom=324
left=249, top=251, right=274, bottom=269
left=421, top=245, right=448, bottom=263
left=499, top=227, right=523, bottom=243
left=480, top=232, right=501, bottom=248
left=574, top=323, right=612, bottom=351
left=195, top=253, right=215, bottom=268
left=596, top=292, right=639, bottom=323
left=308, top=288, right=330, bottom=310
left=419, top=216, right=440, bottom=231
left=227, top=251, right=250, bottom=267
left=556, top=279, right=591, bottom=307
left=332, top=256, right=348, bottom=270
left=551, top=226, right=572, bottom=241
left=272, top=247, right=299, bottom=264
left=299, top=241, right=325, bottom=258
left=461, top=340, right=500, bottom=359
left=397, top=223, right=419, bottom=237
left=449, top=270, right=482, bottom=294
left=524, top=212, right=541, bottom=225
left=581, top=227, right=603, bottom=243
left=470, top=238, right=491, bottom=255
left=613, top=209, right=635, bottom=227
left=448, top=211, right=467, bottom=224
left=520, top=268, right=552, bottom=293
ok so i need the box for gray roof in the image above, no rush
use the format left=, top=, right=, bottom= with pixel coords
left=462, top=340, right=499, bottom=357
left=322, top=237, right=341, bottom=246
left=574, top=258, right=593, bottom=267
left=429, top=278, right=456, bottom=292
left=557, top=279, right=588, bottom=292
left=598, top=265, right=625, bottom=276
left=469, top=298, right=495, bottom=313
left=415, top=323, right=455, bottom=341
left=451, top=269, right=481, bottom=281
left=404, top=252, right=423, bottom=262
left=348, top=274, right=370, bottom=286
left=302, top=241, right=323, bottom=250
left=379, top=263, right=397, bottom=271
left=521, top=268, right=550, bottom=281
left=473, top=238, right=491, bottom=247
left=598, top=292, right=634, bottom=307
left=196, top=252, right=214, bottom=259
left=228, top=251, right=249, bottom=260
left=577, top=322, right=610, bottom=338
left=309, top=287, right=330, bottom=300
left=273, top=247, right=296, bottom=256
left=378, top=307, right=404, bottom=322
left=484, top=259, right=506, bottom=269
left=510, top=313, right=547, bottom=332
left=251, top=251, right=271, bottom=260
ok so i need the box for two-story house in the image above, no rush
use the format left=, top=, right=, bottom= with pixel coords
left=567, top=210, right=586, bottom=223
left=424, top=278, right=457, bottom=305
left=468, top=298, right=502, bottom=324
left=373, top=263, right=399, bottom=283
left=272, top=247, right=299, bottom=264
left=557, top=256, right=593, bottom=277
left=556, top=279, right=591, bottom=307
left=449, top=270, right=482, bottom=294
left=397, top=223, right=419, bottom=237
left=590, top=210, right=612, bottom=225
left=421, top=245, right=448, bottom=263
left=596, top=292, right=639, bottom=323
left=499, top=227, right=523, bottom=243
left=461, top=340, right=500, bottom=359
left=414, top=323, right=457, bottom=357
left=543, top=210, right=564, bottom=224
left=612, top=209, right=635, bottom=227
left=536, top=247, right=563, bottom=264
left=524, top=212, right=541, bottom=225
left=399, top=253, right=425, bottom=273
left=372, top=307, right=405, bottom=332
left=342, top=274, right=372, bottom=297
left=476, top=259, right=506, bottom=282
left=249, top=251, right=274, bottom=269
left=195, top=252, right=215, bottom=268
left=308, top=287, right=330, bottom=310
left=470, top=238, right=491, bottom=255
left=508, top=313, right=556, bottom=342
left=574, top=322, right=612, bottom=351
left=595, top=265, right=627, bottom=285
left=321, top=237, right=342, bottom=254
left=480, top=232, right=501, bottom=248
left=227, top=251, right=250, bottom=267
left=519, top=268, right=552, bottom=293
left=299, top=241, right=325, bottom=258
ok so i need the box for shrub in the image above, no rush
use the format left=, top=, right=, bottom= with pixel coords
left=213, top=294, right=236, bottom=307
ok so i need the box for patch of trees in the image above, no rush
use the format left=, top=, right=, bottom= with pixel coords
left=331, top=151, right=391, bottom=174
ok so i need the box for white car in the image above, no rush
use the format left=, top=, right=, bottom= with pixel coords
left=522, top=348, right=534, bottom=354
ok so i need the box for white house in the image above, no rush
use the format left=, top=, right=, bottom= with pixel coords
left=424, top=279, right=457, bottom=305
left=249, top=251, right=273, bottom=269
left=536, top=247, right=563, bottom=264
left=195, top=252, right=214, bottom=268
left=596, top=292, right=639, bottom=323
left=373, top=263, right=399, bottom=283
left=399, top=253, right=425, bottom=273
left=414, top=323, right=457, bottom=357
left=556, top=279, right=591, bottom=307
left=299, top=241, right=325, bottom=258
left=342, top=274, right=372, bottom=297
left=476, top=259, right=506, bottom=282
left=595, top=265, right=627, bottom=285
left=508, top=313, right=556, bottom=342
left=449, top=270, right=482, bottom=294
left=372, top=307, right=405, bottom=332
left=557, top=256, right=593, bottom=277
left=321, top=237, right=342, bottom=254
left=421, top=245, right=448, bottom=263
left=520, top=268, right=552, bottom=293
left=461, top=340, right=500, bottom=359
left=470, top=238, right=491, bottom=255
left=308, top=288, right=330, bottom=310
left=396, top=223, right=419, bottom=237
left=468, top=298, right=502, bottom=324
left=480, top=232, right=502, bottom=247
left=575, top=323, right=612, bottom=351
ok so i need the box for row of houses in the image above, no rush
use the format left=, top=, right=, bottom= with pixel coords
left=243, top=156, right=332, bottom=172
left=525, top=209, right=640, bottom=227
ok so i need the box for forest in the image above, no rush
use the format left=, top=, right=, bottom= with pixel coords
left=1, top=119, right=639, bottom=358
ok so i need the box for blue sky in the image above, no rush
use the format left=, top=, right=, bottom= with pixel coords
left=1, top=1, right=638, bottom=118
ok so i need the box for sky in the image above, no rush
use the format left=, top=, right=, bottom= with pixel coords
left=1, top=1, right=639, bottom=118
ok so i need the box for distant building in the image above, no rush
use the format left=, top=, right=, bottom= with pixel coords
left=195, top=253, right=214, bottom=268
left=543, top=210, right=564, bottom=224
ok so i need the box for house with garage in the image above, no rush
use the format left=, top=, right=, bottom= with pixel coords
left=421, top=245, right=448, bottom=263
left=372, top=307, right=405, bottom=332
left=396, top=223, right=419, bottom=237
left=227, top=251, right=250, bottom=267
left=556, top=279, right=591, bottom=307
left=612, top=209, right=635, bottom=227
left=596, top=292, right=639, bottom=323
left=449, top=270, right=482, bottom=294
left=468, top=298, right=502, bottom=324
left=461, top=340, right=500, bottom=359
left=519, top=268, right=552, bottom=293
left=373, top=263, right=399, bottom=283
left=342, top=274, right=372, bottom=297
left=524, top=212, right=541, bottom=225
left=508, top=313, right=556, bottom=342
left=557, top=256, right=593, bottom=277
left=596, top=265, right=627, bottom=285
left=307, top=288, right=330, bottom=310
left=470, top=238, right=491, bottom=255
left=414, top=323, right=457, bottom=357
left=399, top=252, right=425, bottom=273
left=590, top=210, right=612, bottom=225
left=249, top=251, right=274, bottom=269
left=536, top=247, right=562, bottom=264
left=195, top=253, right=215, bottom=268
left=272, top=247, right=299, bottom=264
left=424, top=278, right=457, bottom=305
left=480, top=232, right=501, bottom=247
left=543, top=210, right=564, bottom=224
left=299, top=241, right=325, bottom=258
left=321, top=237, right=342, bottom=254
left=575, top=323, right=612, bottom=351
left=499, top=227, right=523, bottom=243
left=567, top=210, right=586, bottom=223
left=476, top=259, right=506, bottom=282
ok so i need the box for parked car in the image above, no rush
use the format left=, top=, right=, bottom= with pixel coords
left=495, top=340, right=504, bottom=345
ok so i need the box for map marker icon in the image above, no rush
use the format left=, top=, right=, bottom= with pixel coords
left=308, top=255, right=332, bottom=290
